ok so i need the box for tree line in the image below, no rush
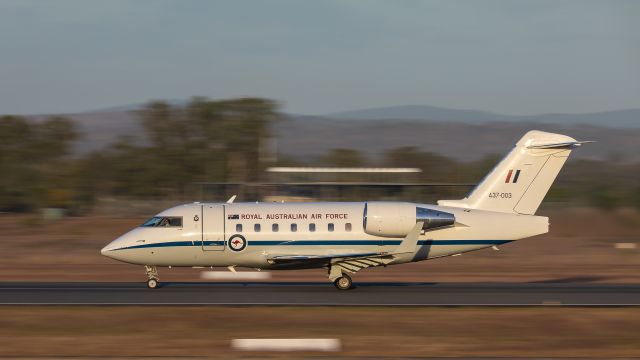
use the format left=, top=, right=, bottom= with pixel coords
left=0, top=97, right=638, bottom=213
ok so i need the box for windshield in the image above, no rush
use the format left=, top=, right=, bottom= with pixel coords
left=140, top=216, right=183, bottom=227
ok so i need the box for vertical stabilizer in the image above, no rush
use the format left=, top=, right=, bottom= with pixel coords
left=438, top=130, right=585, bottom=215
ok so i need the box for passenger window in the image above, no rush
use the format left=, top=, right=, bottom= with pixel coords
left=236, top=224, right=242, bottom=232
left=309, top=223, right=316, bottom=232
left=291, top=223, right=297, bottom=232
left=254, top=224, right=261, bottom=232
left=272, top=223, right=279, bottom=232
left=328, top=223, right=334, bottom=232
left=345, top=223, right=352, bottom=232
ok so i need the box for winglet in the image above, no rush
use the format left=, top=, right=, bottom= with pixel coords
left=226, top=195, right=237, bottom=204
left=394, top=222, right=423, bottom=254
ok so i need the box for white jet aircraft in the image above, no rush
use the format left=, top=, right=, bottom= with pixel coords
left=102, top=130, right=589, bottom=290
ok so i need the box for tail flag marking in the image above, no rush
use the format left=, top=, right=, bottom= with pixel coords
left=513, top=169, right=521, bottom=183
left=505, top=169, right=521, bottom=183
left=505, top=169, right=513, bottom=183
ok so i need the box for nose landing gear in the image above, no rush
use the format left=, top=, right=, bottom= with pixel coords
left=145, top=265, right=159, bottom=289
left=147, top=278, right=159, bottom=289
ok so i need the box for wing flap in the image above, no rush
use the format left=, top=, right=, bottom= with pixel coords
left=268, top=252, right=385, bottom=264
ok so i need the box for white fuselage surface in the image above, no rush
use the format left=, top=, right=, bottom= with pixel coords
left=102, top=201, right=548, bottom=268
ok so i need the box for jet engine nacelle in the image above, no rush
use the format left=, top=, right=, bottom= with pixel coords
left=363, top=202, right=455, bottom=237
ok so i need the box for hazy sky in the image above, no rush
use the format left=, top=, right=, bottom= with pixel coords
left=1, top=0, right=639, bottom=115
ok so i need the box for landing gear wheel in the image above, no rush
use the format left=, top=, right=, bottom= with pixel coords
left=144, top=265, right=160, bottom=289
left=147, top=278, right=159, bottom=289
left=333, top=274, right=353, bottom=290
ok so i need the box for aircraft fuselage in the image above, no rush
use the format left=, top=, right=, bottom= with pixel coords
left=102, top=201, right=548, bottom=269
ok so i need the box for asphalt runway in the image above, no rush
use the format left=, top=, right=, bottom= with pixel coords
left=1, top=282, right=639, bottom=305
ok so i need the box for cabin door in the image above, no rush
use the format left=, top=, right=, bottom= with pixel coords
left=201, top=204, right=226, bottom=251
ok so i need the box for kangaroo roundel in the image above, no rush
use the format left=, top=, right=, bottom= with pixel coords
left=228, top=235, right=247, bottom=252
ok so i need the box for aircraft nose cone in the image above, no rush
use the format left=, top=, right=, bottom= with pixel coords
left=100, top=240, right=118, bottom=257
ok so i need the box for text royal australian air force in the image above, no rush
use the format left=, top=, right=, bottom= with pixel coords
left=228, top=212, right=350, bottom=220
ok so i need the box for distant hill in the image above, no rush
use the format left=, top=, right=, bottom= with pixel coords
left=518, top=109, right=640, bottom=128
left=276, top=116, right=640, bottom=162
left=20, top=103, right=640, bottom=162
left=328, top=105, right=510, bottom=122
left=327, top=105, right=640, bottom=128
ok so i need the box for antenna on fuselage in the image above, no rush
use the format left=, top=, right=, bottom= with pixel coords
left=226, top=195, right=237, bottom=204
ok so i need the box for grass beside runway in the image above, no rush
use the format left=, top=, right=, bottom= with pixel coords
left=0, top=307, right=638, bottom=358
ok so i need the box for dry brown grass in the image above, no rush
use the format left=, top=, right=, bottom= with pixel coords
left=0, top=306, right=638, bottom=358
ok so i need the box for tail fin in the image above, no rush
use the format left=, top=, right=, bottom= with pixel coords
left=438, top=130, right=590, bottom=215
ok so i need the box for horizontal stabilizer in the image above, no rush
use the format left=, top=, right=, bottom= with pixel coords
left=527, top=140, right=594, bottom=149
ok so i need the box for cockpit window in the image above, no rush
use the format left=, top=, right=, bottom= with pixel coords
left=141, top=216, right=183, bottom=227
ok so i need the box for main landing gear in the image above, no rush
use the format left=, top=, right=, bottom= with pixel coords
left=329, top=266, right=354, bottom=290
left=333, top=273, right=353, bottom=290
left=145, top=265, right=159, bottom=289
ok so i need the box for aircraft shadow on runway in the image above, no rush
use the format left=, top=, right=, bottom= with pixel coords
left=157, top=281, right=440, bottom=288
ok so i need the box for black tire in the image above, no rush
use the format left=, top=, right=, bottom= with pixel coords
left=147, top=278, right=159, bottom=289
left=333, top=274, right=353, bottom=290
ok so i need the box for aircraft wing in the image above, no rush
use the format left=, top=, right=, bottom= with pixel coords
left=267, top=251, right=396, bottom=274
left=268, top=252, right=387, bottom=264
left=266, top=222, right=424, bottom=271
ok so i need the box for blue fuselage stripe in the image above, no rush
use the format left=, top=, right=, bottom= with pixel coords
left=118, top=240, right=224, bottom=250
left=112, top=239, right=510, bottom=251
